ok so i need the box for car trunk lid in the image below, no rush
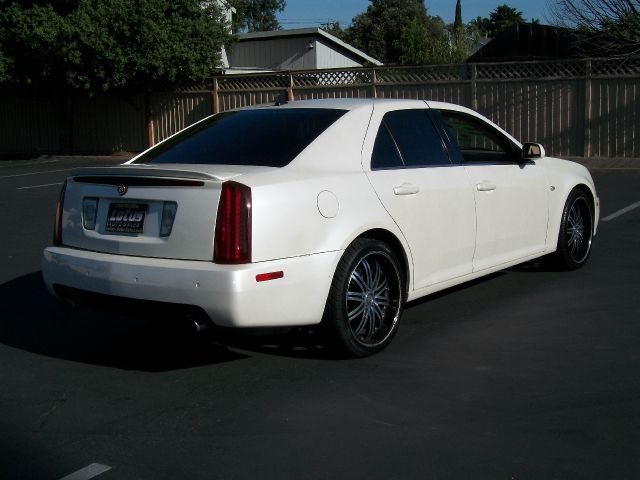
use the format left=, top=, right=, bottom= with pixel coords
left=60, top=164, right=264, bottom=261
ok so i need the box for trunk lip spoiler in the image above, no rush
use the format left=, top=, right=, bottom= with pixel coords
left=70, top=166, right=230, bottom=182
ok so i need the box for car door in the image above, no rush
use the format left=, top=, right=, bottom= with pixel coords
left=364, top=106, right=476, bottom=292
left=437, top=109, right=549, bottom=272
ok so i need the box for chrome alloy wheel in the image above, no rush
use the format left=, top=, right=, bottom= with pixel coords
left=566, top=197, right=592, bottom=264
left=345, top=252, right=402, bottom=348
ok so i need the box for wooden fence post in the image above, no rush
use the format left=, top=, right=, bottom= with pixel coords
left=371, top=68, right=377, bottom=99
left=211, top=77, right=220, bottom=114
left=470, top=63, right=478, bottom=110
left=583, top=59, right=592, bottom=158
left=287, top=72, right=295, bottom=101
left=146, top=91, right=154, bottom=148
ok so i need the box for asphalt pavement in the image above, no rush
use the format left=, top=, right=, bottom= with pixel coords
left=0, top=157, right=638, bottom=479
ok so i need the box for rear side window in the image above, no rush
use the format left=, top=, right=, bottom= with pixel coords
left=371, top=123, right=404, bottom=169
left=377, top=110, right=450, bottom=168
left=134, top=108, right=346, bottom=167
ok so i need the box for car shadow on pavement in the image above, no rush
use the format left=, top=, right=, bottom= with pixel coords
left=0, top=272, right=251, bottom=371
left=209, top=326, right=334, bottom=360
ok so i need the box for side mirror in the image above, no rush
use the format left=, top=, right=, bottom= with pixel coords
left=522, top=142, right=546, bottom=160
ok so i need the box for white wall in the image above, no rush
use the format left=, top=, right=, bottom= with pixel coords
left=229, top=37, right=317, bottom=70
left=315, top=39, right=364, bottom=69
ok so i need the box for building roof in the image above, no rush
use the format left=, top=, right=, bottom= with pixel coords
left=468, top=23, right=583, bottom=62
left=236, top=28, right=383, bottom=66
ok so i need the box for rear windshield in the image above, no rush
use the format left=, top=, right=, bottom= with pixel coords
left=133, top=108, right=346, bottom=167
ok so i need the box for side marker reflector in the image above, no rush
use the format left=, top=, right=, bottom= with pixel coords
left=256, top=271, right=284, bottom=282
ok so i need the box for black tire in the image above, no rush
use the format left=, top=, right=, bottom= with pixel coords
left=324, top=238, right=405, bottom=357
left=551, top=188, right=594, bottom=270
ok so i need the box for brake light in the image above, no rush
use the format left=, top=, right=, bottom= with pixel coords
left=53, top=180, right=67, bottom=246
left=214, top=181, right=252, bottom=264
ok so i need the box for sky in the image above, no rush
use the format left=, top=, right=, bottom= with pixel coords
left=276, top=0, right=555, bottom=29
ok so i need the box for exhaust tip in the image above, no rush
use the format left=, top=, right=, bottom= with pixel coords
left=64, top=298, right=79, bottom=309
left=187, top=312, right=212, bottom=333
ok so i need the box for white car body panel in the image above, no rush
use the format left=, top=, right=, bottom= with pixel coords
left=465, top=162, right=549, bottom=271
left=362, top=101, right=476, bottom=290
left=539, top=156, right=599, bottom=250
left=43, top=247, right=341, bottom=327
left=42, top=98, right=599, bottom=330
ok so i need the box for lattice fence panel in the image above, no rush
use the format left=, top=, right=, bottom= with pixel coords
left=376, top=65, right=467, bottom=84
left=476, top=61, right=586, bottom=80
left=591, top=57, right=640, bottom=77
left=218, top=74, right=289, bottom=92
left=293, top=70, right=373, bottom=87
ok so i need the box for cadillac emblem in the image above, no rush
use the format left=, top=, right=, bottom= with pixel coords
left=117, top=184, right=128, bottom=196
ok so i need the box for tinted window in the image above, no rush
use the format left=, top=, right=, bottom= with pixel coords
left=371, top=122, right=404, bottom=169
left=134, top=108, right=346, bottom=167
left=383, top=110, right=450, bottom=167
left=439, top=110, right=516, bottom=163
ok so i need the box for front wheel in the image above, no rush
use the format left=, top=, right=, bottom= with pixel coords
left=551, top=188, right=594, bottom=270
left=324, top=239, right=405, bottom=357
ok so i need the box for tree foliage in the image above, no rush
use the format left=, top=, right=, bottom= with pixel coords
left=320, top=20, right=345, bottom=39
left=395, top=18, right=450, bottom=64
left=488, top=4, right=525, bottom=36
left=0, top=0, right=231, bottom=92
left=344, top=0, right=434, bottom=63
left=469, top=15, right=490, bottom=36
left=548, top=0, right=640, bottom=56
left=229, top=0, right=285, bottom=32
left=451, top=0, right=468, bottom=63
left=471, top=4, right=525, bottom=37
left=454, top=0, right=463, bottom=29
left=344, top=0, right=488, bottom=65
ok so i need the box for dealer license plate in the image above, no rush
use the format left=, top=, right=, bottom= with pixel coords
left=106, top=203, right=147, bottom=233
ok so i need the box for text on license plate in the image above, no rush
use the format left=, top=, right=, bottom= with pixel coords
left=106, top=203, right=147, bottom=233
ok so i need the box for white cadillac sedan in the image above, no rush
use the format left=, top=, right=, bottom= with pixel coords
left=43, top=99, right=599, bottom=356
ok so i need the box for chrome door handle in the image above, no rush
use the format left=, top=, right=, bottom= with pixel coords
left=393, top=183, right=420, bottom=196
left=476, top=181, right=497, bottom=192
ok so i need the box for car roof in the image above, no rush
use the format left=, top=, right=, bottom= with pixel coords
left=257, top=98, right=457, bottom=111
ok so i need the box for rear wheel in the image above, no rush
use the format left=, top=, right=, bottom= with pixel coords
left=551, top=188, right=594, bottom=269
left=324, top=239, right=404, bottom=357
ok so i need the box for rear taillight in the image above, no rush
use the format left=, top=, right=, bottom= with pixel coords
left=214, top=181, right=252, bottom=264
left=53, top=180, right=67, bottom=246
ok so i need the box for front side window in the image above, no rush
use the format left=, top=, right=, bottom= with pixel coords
left=370, top=109, right=450, bottom=169
left=133, top=108, right=346, bottom=167
left=439, top=110, right=518, bottom=163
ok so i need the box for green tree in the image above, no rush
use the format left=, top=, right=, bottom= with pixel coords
left=321, top=20, right=345, bottom=39
left=487, top=4, right=525, bottom=36
left=451, top=0, right=467, bottom=62
left=230, top=0, right=285, bottom=32
left=469, top=4, right=524, bottom=37
left=396, top=17, right=450, bottom=64
left=345, top=0, right=435, bottom=63
left=469, top=15, right=490, bottom=36
left=0, top=0, right=231, bottom=92
left=454, top=0, right=463, bottom=28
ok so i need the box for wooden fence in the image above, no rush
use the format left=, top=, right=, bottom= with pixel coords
left=1, top=58, right=639, bottom=159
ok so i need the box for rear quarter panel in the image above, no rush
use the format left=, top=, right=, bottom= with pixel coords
left=242, top=105, right=409, bottom=265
